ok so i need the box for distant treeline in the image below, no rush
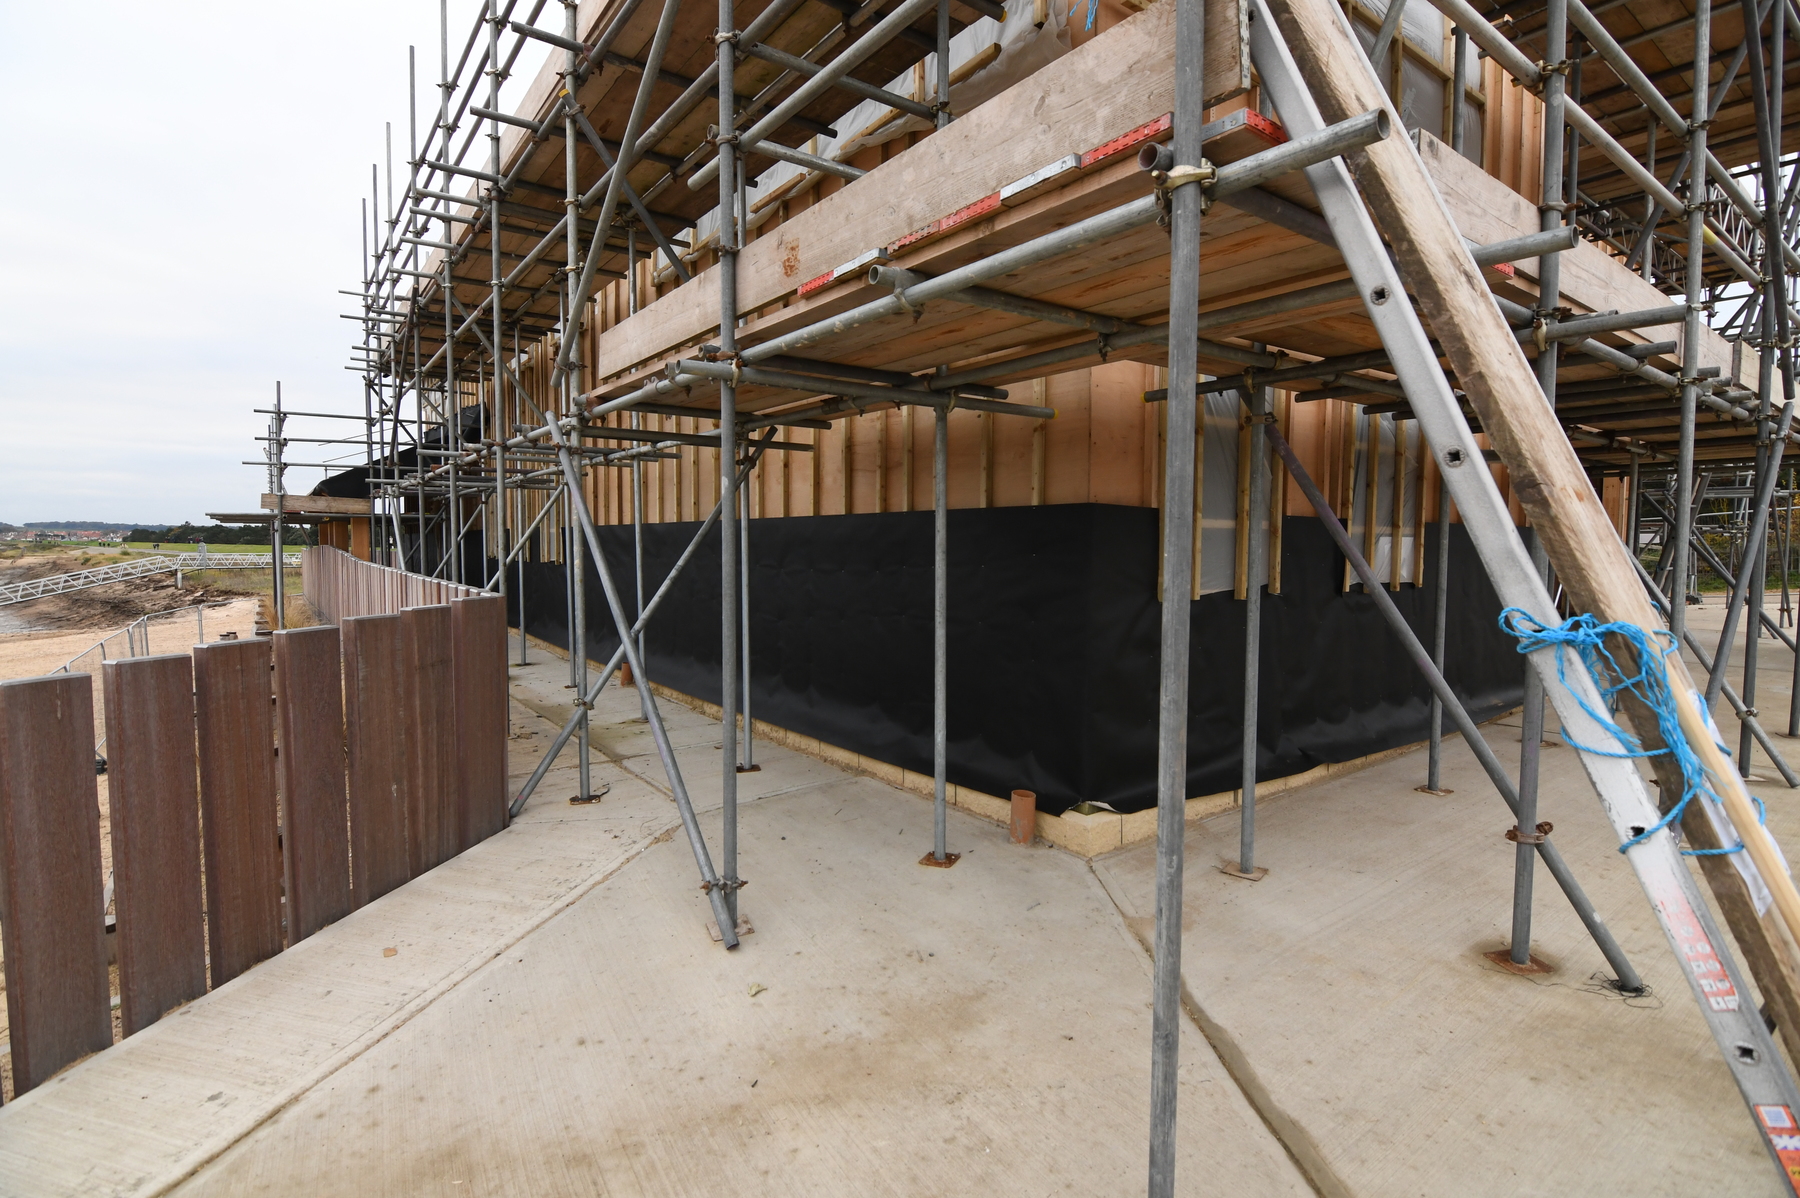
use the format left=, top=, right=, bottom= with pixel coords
left=21, top=520, right=145, bottom=531
left=124, top=523, right=314, bottom=546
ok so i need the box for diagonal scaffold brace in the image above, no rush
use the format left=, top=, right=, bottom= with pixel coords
left=1253, top=0, right=1800, bottom=1179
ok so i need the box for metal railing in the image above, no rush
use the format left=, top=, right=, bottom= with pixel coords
left=0, top=552, right=301, bottom=607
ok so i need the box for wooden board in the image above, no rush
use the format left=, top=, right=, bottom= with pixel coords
left=194, top=639, right=284, bottom=986
left=1416, top=129, right=1750, bottom=381
left=102, top=655, right=206, bottom=1038
left=403, top=606, right=456, bottom=875
left=344, top=615, right=411, bottom=906
left=589, top=135, right=1345, bottom=406
left=429, top=0, right=1001, bottom=327
left=261, top=494, right=373, bottom=516
left=592, top=0, right=1237, bottom=376
left=0, top=674, right=111, bottom=1093
left=452, top=595, right=510, bottom=851
left=273, top=627, right=352, bottom=943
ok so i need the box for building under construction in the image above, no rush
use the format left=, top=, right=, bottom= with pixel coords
left=10, top=0, right=1800, bottom=1191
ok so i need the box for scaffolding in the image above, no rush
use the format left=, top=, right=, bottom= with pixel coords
left=281, top=0, right=1800, bottom=1186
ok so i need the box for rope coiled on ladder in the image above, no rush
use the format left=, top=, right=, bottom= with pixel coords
left=1497, top=607, right=1765, bottom=857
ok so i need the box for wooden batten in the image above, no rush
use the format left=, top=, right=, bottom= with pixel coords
left=261, top=494, right=373, bottom=516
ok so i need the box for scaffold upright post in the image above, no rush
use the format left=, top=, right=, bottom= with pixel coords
left=933, top=401, right=949, bottom=864
left=1425, top=479, right=1452, bottom=793
left=1148, top=0, right=1205, bottom=1187
left=718, top=0, right=744, bottom=927
left=489, top=0, right=508, bottom=637
left=562, top=0, right=592, bottom=802
left=1236, top=354, right=1270, bottom=878
left=1673, top=0, right=1712, bottom=645
left=271, top=382, right=287, bottom=631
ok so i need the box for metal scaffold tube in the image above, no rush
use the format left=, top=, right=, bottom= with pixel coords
left=1234, top=354, right=1270, bottom=881
left=270, top=384, right=287, bottom=631
left=511, top=437, right=777, bottom=816
left=489, top=0, right=509, bottom=651
left=1267, top=412, right=1645, bottom=979
left=547, top=415, right=741, bottom=946
left=1673, top=0, right=1712, bottom=646
left=718, top=0, right=744, bottom=930
left=932, top=403, right=950, bottom=865
left=1146, top=0, right=1206, bottom=1187
left=1423, top=479, right=1453, bottom=795
left=1510, top=0, right=1569, bottom=976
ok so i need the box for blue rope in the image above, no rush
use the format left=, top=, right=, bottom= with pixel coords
left=1497, top=607, right=1762, bottom=857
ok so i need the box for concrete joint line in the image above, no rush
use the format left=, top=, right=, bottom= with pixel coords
left=1088, top=861, right=1351, bottom=1198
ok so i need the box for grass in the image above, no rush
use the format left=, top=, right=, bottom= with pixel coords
left=1639, top=553, right=1800, bottom=593
left=175, top=570, right=319, bottom=629
left=178, top=567, right=303, bottom=596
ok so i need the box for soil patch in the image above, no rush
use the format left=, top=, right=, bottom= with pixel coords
left=0, top=551, right=286, bottom=632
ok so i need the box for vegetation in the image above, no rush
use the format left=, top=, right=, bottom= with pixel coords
left=124, top=523, right=313, bottom=547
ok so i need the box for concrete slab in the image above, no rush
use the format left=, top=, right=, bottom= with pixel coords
left=0, top=650, right=1310, bottom=1198
left=169, top=781, right=1312, bottom=1198
left=1095, top=729, right=1789, bottom=1196
left=1678, top=594, right=1799, bottom=786
left=506, top=654, right=849, bottom=816
left=0, top=776, right=685, bottom=1197
left=10, top=628, right=1798, bottom=1195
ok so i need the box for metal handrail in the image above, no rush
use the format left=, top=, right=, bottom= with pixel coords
left=0, top=553, right=301, bottom=607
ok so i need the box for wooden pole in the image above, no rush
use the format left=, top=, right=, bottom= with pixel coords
left=1265, top=0, right=1800, bottom=1024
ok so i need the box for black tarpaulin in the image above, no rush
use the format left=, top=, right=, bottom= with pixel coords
left=503, top=504, right=1522, bottom=816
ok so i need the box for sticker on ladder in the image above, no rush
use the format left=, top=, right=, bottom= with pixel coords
left=1754, top=1106, right=1800, bottom=1186
left=1655, top=887, right=1740, bottom=1011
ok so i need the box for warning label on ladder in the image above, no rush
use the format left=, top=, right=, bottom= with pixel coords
left=1656, top=891, right=1741, bottom=1012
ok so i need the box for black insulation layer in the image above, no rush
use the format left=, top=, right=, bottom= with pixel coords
left=500, top=504, right=1522, bottom=816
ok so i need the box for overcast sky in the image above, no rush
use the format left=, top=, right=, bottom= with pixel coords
left=0, top=2, right=543, bottom=527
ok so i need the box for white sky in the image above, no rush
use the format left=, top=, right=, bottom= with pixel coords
left=0, top=1, right=544, bottom=527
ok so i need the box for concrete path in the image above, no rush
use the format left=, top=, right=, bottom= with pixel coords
left=0, top=654, right=1309, bottom=1197
left=4, top=627, right=1797, bottom=1195
left=1097, top=732, right=1790, bottom=1196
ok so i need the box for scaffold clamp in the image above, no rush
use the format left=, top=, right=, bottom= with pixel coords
left=1507, top=821, right=1554, bottom=845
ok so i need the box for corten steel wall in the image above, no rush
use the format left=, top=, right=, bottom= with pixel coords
left=506, top=503, right=1522, bottom=815
left=303, top=547, right=483, bottom=622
